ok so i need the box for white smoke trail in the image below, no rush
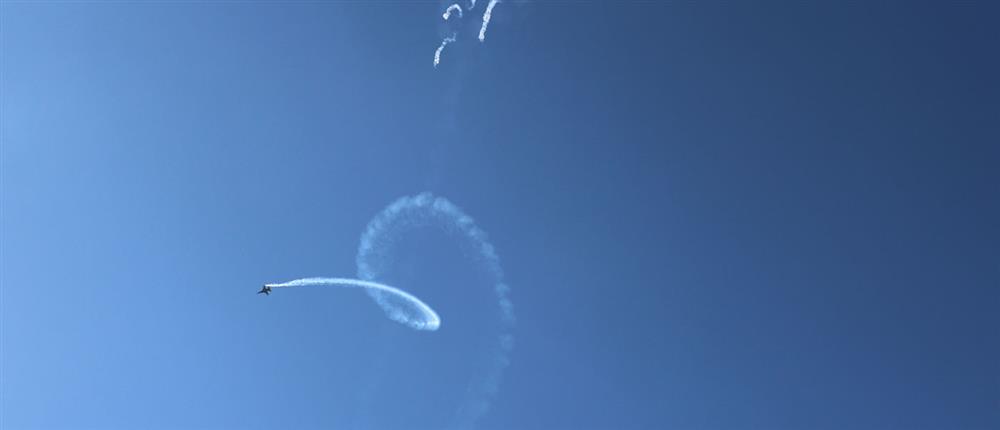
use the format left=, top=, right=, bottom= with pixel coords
left=478, top=0, right=500, bottom=42
left=267, top=277, right=441, bottom=331
left=433, top=33, right=458, bottom=68
left=442, top=3, right=462, bottom=20
left=357, top=192, right=514, bottom=427
left=468, top=0, right=477, bottom=10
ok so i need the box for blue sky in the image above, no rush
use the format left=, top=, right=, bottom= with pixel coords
left=2, top=1, right=998, bottom=429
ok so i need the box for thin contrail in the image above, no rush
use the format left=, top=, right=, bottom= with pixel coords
left=433, top=33, right=458, bottom=68
left=478, top=0, right=500, bottom=42
left=442, top=3, right=462, bottom=20
left=267, top=277, right=441, bottom=331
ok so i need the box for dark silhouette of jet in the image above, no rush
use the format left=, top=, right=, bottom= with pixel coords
left=257, top=285, right=272, bottom=296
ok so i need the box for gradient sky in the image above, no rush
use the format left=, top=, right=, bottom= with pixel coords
left=2, top=2, right=999, bottom=429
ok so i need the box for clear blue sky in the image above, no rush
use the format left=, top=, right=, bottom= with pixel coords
left=2, top=2, right=998, bottom=429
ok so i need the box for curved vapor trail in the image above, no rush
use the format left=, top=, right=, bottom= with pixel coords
left=434, top=33, right=458, bottom=68
left=478, top=0, right=500, bottom=42
left=267, top=277, right=441, bottom=331
left=357, top=192, right=514, bottom=426
left=443, top=3, right=462, bottom=20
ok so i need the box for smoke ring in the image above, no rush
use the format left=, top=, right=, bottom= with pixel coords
left=356, top=192, right=515, bottom=426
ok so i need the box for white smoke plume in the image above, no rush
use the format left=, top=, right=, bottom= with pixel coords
left=478, top=0, right=500, bottom=42
left=443, top=3, right=463, bottom=20
left=433, top=33, right=458, bottom=68
left=267, top=277, right=441, bottom=331
left=357, top=192, right=514, bottom=426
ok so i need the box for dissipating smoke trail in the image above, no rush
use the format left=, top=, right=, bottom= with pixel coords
left=267, top=277, right=441, bottom=331
left=443, top=3, right=463, bottom=20
left=433, top=0, right=505, bottom=67
left=434, top=33, right=458, bottom=68
left=478, top=0, right=500, bottom=42
left=356, top=192, right=515, bottom=426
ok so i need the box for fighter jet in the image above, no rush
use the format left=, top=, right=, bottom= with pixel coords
left=257, top=285, right=272, bottom=296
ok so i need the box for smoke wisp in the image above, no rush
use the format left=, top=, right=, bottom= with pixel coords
left=433, top=0, right=505, bottom=67
left=434, top=33, right=458, bottom=68
left=443, top=3, right=463, bottom=20
left=478, top=0, right=500, bottom=42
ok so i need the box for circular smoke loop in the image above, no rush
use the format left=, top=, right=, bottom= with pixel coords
left=356, top=192, right=515, bottom=426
